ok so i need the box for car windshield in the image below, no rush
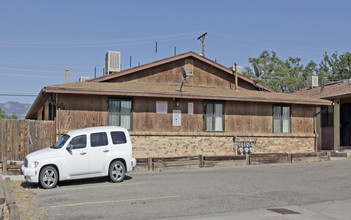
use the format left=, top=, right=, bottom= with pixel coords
left=51, top=134, right=70, bottom=149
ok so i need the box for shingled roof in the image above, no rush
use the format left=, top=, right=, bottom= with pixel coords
left=48, top=81, right=330, bottom=104
left=293, top=80, right=351, bottom=99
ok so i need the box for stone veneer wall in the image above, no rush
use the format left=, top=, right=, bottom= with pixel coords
left=130, top=132, right=315, bottom=158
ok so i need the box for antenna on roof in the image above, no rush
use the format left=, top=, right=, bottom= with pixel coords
left=197, top=32, right=207, bottom=57
left=179, top=67, right=189, bottom=93
left=155, top=41, right=158, bottom=61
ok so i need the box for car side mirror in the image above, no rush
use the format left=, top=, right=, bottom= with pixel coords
left=66, top=144, right=73, bottom=151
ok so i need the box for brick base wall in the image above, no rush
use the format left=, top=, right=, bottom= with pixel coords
left=130, top=133, right=315, bottom=158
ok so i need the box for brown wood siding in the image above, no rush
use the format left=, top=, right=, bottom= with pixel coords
left=322, top=126, right=334, bottom=150
left=225, top=101, right=273, bottom=133
left=53, top=94, right=315, bottom=136
left=133, top=97, right=203, bottom=132
left=191, top=59, right=233, bottom=88
left=291, top=104, right=315, bottom=134
left=105, top=58, right=256, bottom=90
left=57, top=94, right=108, bottom=131
left=107, top=60, right=182, bottom=84
left=58, top=94, right=107, bottom=111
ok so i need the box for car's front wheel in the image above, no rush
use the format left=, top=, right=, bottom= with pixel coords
left=39, top=166, right=58, bottom=189
left=109, top=161, right=125, bottom=183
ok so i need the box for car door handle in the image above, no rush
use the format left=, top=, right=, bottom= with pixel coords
left=80, top=152, right=87, bottom=155
left=103, top=149, right=109, bottom=153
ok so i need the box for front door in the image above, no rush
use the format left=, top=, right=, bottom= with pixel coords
left=340, top=103, right=351, bottom=146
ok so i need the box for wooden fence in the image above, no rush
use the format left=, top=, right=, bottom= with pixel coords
left=0, top=120, right=56, bottom=161
left=137, top=152, right=330, bottom=171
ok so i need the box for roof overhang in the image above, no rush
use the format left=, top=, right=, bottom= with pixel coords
left=42, top=86, right=332, bottom=106
left=25, top=89, right=46, bottom=119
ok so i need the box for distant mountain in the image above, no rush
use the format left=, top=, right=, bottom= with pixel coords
left=0, top=101, right=31, bottom=119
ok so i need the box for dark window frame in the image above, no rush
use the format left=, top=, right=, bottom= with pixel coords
left=41, top=107, right=45, bottom=120
left=273, top=105, right=291, bottom=133
left=204, top=101, right=225, bottom=132
left=48, top=103, right=56, bottom=121
left=321, top=105, right=334, bottom=127
left=108, top=98, right=133, bottom=131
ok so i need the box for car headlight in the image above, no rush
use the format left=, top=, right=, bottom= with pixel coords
left=30, top=161, right=39, bottom=168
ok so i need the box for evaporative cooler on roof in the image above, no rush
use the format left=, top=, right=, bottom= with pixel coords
left=105, top=51, right=121, bottom=75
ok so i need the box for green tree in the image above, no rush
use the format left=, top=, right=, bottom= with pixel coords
left=0, top=108, right=18, bottom=119
left=0, top=108, right=6, bottom=119
left=319, top=51, right=351, bottom=82
left=10, top=113, right=18, bottom=119
left=244, top=50, right=318, bottom=93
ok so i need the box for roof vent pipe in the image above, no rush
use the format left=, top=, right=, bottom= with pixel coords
left=234, top=62, right=238, bottom=91
left=65, top=68, right=69, bottom=83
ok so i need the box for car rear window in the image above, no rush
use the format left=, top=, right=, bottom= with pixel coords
left=111, top=131, right=127, bottom=144
left=91, top=132, right=108, bottom=147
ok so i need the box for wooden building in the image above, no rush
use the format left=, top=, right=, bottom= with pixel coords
left=294, top=80, right=351, bottom=151
left=26, top=52, right=331, bottom=158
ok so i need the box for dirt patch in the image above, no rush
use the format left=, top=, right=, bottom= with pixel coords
left=10, top=180, right=47, bottom=220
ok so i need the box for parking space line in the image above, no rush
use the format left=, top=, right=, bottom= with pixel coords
left=54, top=181, right=146, bottom=191
left=32, top=181, right=146, bottom=193
left=49, top=195, right=180, bottom=208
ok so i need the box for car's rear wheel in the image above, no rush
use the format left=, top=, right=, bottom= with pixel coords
left=109, top=161, right=125, bottom=183
left=39, top=166, right=58, bottom=189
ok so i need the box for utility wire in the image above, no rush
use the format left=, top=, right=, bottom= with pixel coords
left=0, top=91, right=37, bottom=97
left=0, top=72, right=71, bottom=79
left=0, top=31, right=204, bottom=48
left=0, top=67, right=88, bottom=74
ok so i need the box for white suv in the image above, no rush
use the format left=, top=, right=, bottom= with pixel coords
left=21, top=126, right=136, bottom=189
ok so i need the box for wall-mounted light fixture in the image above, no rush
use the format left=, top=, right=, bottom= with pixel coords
left=175, top=98, right=180, bottom=107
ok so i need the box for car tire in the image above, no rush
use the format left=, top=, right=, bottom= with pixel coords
left=39, top=166, right=58, bottom=189
left=109, top=161, right=125, bottom=183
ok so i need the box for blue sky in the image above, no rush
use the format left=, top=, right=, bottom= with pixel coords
left=0, top=0, right=350, bottom=104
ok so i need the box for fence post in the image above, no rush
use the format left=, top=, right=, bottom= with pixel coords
left=2, top=157, right=7, bottom=175
left=147, top=157, right=153, bottom=171
left=246, top=154, right=250, bottom=165
left=198, top=155, right=204, bottom=168
left=288, top=154, right=292, bottom=163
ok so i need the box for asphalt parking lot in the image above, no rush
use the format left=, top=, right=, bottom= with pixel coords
left=18, top=158, right=351, bottom=219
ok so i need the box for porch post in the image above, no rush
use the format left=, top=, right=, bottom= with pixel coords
left=334, top=99, right=340, bottom=151
left=316, top=107, right=322, bottom=151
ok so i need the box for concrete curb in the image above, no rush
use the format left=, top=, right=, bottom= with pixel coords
left=0, top=177, right=20, bottom=220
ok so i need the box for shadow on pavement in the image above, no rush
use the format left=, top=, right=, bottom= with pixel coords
left=20, top=175, right=133, bottom=189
